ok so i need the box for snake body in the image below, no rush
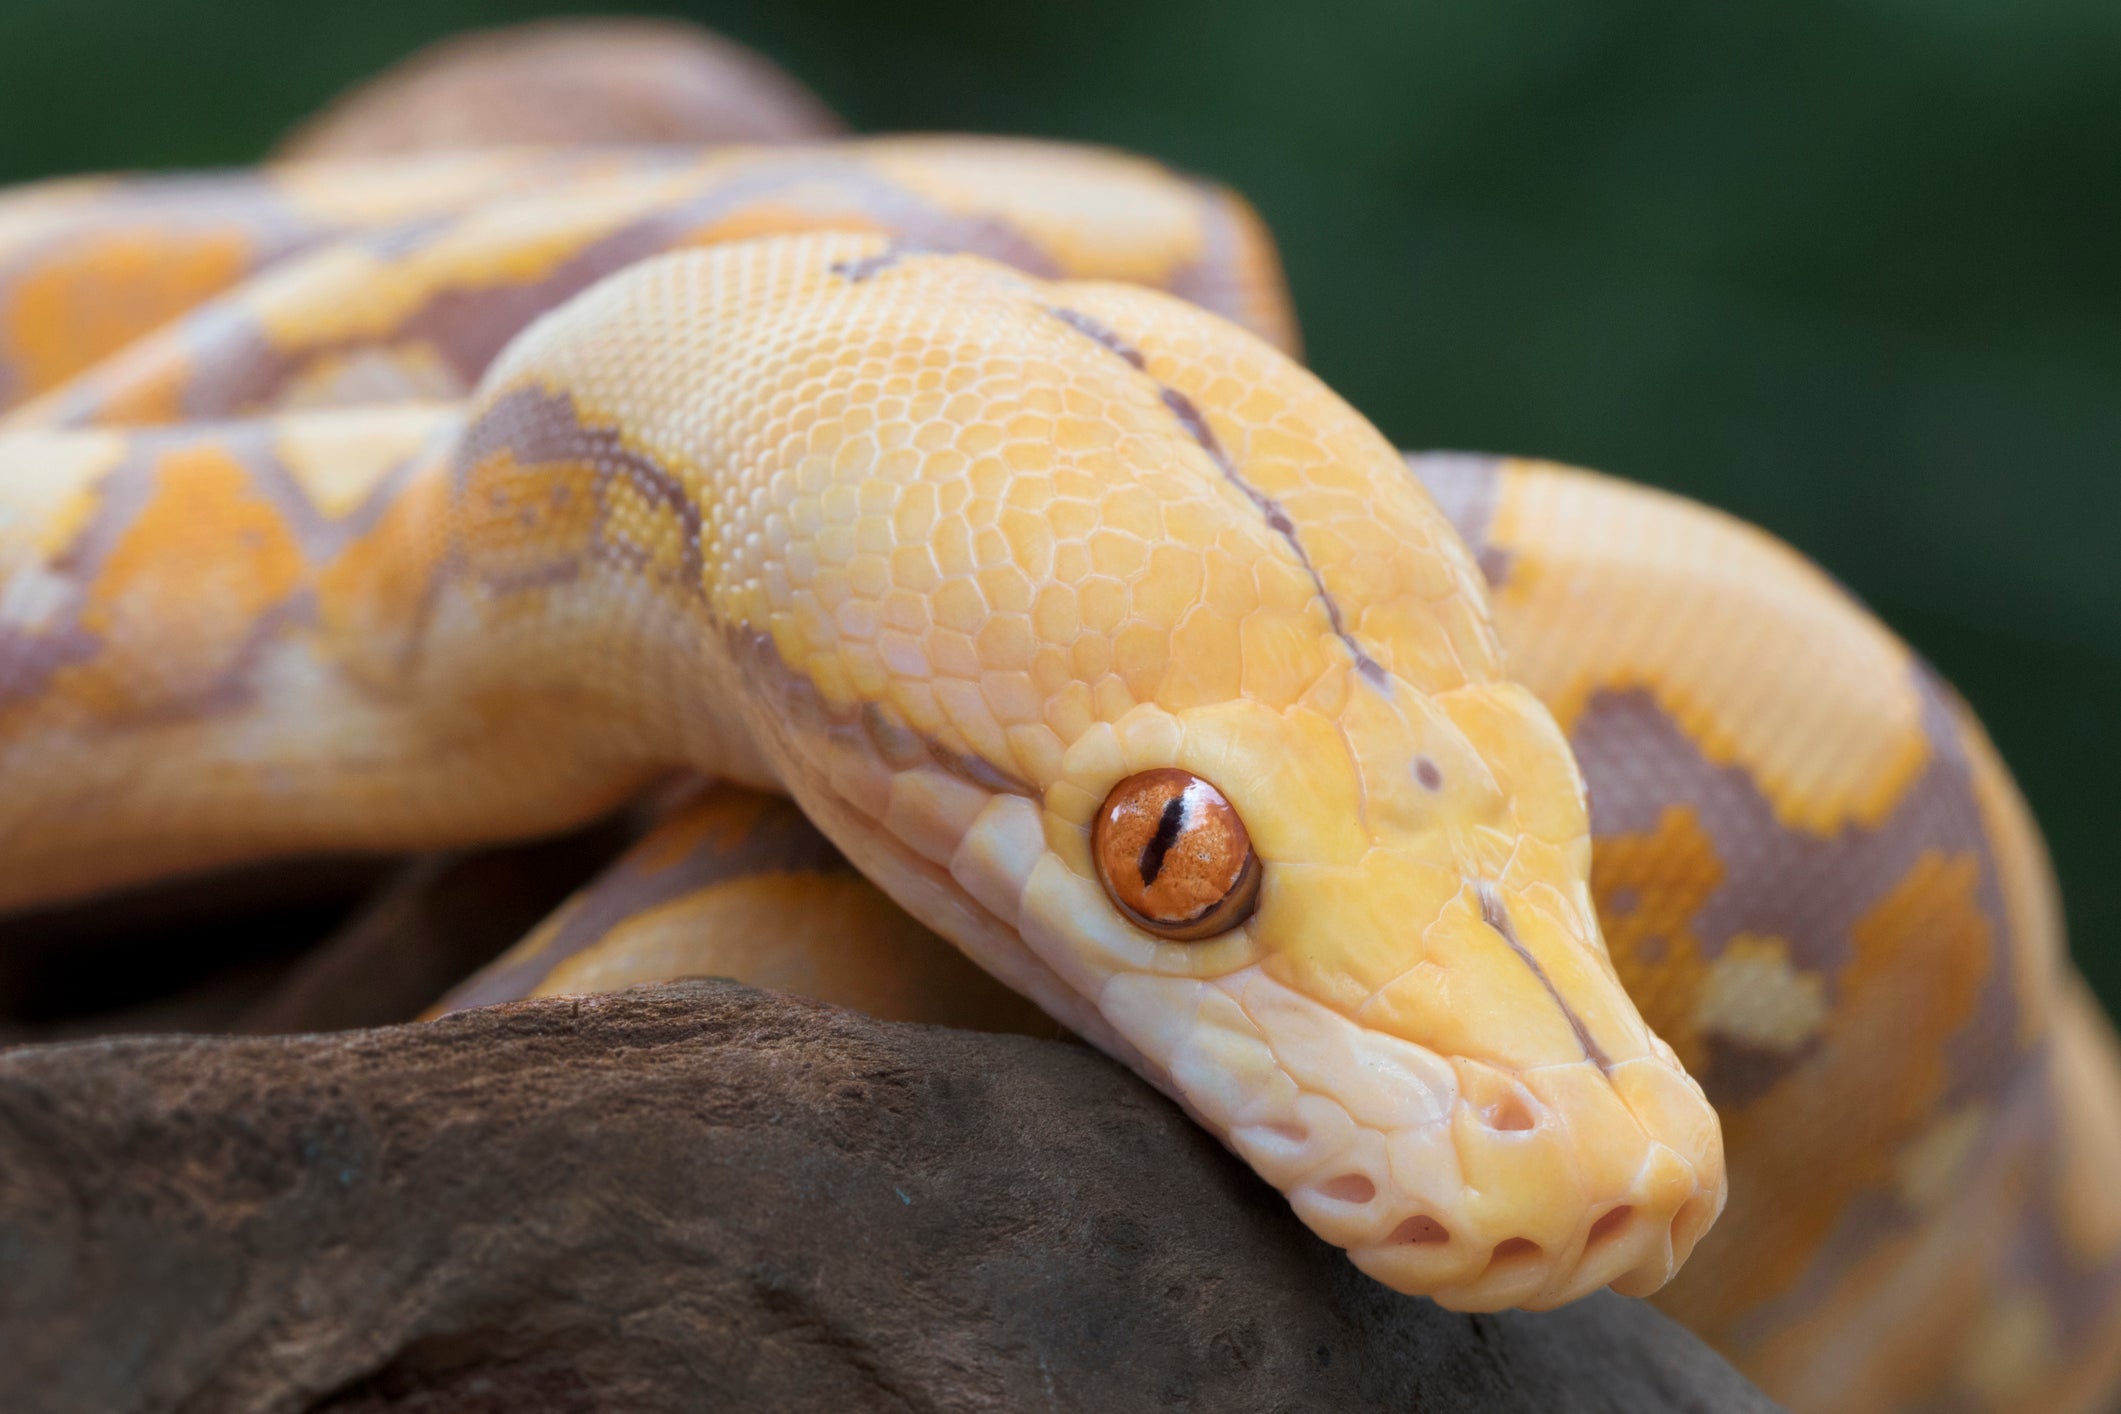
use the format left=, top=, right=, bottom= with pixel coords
left=0, top=139, right=1292, bottom=427
left=1, top=28, right=2115, bottom=1414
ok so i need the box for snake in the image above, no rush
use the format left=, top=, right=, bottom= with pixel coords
left=2, top=21, right=2117, bottom=1414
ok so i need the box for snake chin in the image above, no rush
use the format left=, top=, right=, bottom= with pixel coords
left=1099, top=960, right=1725, bottom=1312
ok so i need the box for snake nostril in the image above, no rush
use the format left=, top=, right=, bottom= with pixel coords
left=1263, top=1121, right=1306, bottom=1144
left=1455, top=1060, right=1543, bottom=1135
left=1482, top=1092, right=1536, bottom=1132
left=1319, top=1173, right=1376, bottom=1204
left=1389, top=1214, right=1451, bottom=1246
left=1587, top=1204, right=1635, bottom=1250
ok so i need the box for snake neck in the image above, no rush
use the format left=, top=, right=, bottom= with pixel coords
left=390, top=387, right=776, bottom=794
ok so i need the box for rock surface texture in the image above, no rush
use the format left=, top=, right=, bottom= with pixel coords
left=0, top=980, right=1780, bottom=1413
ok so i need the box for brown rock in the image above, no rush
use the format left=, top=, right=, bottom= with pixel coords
left=0, top=980, right=1780, bottom=1412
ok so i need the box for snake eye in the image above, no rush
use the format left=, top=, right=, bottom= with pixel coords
left=1093, top=769, right=1261, bottom=940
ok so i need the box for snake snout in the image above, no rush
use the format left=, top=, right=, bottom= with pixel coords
left=1103, top=959, right=1723, bottom=1312
left=1309, top=1053, right=1724, bottom=1312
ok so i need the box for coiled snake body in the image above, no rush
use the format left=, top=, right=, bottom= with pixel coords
left=2, top=26, right=2116, bottom=1414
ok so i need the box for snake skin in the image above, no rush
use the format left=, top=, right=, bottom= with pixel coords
left=0, top=140, right=1294, bottom=428
left=431, top=780, right=1056, bottom=1038
left=0, top=27, right=2112, bottom=1414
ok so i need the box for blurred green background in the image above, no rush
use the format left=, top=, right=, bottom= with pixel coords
left=1, top=0, right=2116, bottom=1001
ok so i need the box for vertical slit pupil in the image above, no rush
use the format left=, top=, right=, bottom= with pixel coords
left=1137, top=794, right=1189, bottom=887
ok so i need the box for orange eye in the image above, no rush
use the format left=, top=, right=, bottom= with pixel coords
left=1092, top=769, right=1261, bottom=940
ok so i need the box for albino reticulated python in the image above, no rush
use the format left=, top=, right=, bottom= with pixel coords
left=2, top=23, right=2117, bottom=1414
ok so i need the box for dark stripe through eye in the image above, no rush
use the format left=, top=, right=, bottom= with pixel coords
left=1138, top=793, right=1188, bottom=885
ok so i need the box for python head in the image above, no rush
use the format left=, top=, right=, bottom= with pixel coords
left=474, top=231, right=1726, bottom=1311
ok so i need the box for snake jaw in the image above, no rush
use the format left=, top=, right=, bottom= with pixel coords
left=1094, top=957, right=1725, bottom=1312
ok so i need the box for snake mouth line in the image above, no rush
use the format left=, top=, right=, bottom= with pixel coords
left=1476, top=879, right=1612, bottom=1073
